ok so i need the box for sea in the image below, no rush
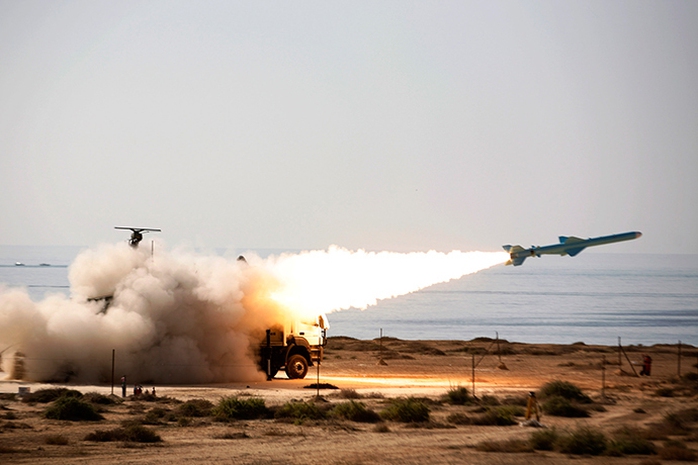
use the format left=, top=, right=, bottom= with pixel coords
left=1, top=246, right=696, bottom=347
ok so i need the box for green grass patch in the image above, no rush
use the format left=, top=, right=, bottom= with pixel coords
left=607, top=426, right=656, bottom=456
left=331, top=401, right=381, bottom=423
left=530, top=427, right=559, bottom=451
left=538, top=380, right=591, bottom=403
left=213, top=396, right=269, bottom=421
left=274, top=401, right=326, bottom=421
left=469, top=406, right=519, bottom=426
left=542, top=395, right=590, bottom=417
left=443, top=386, right=471, bottom=405
left=380, top=397, right=430, bottom=423
left=557, top=426, right=607, bottom=456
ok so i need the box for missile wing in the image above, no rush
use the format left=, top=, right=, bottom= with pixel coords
left=503, top=231, right=642, bottom=266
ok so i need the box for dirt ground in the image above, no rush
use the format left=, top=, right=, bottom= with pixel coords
left=1, top=337, right=697, bottom=465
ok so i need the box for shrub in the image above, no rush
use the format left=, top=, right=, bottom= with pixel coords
left=502, top=395, right=528, bottom=407
left=83, top=392, right=118, bottom=405
left=44, top=434, right=69, bottom=445
left=331, top=401, right=381, bottom=423
left=44, top=396, right=103, bottom=421
left=380, top=397, right=430, bottom=423
left=274, top=401, right=326, bottom=421
left=643, top=409, right=697, bottom=440
left=373, top=423, right=390, bottom=433
left=475, top=439, right=534, bottom=453
left=538, top=380, right=591, bottom=403
left=674, top=407, right=698, bottom=423
left=213, top=396, right=269, bottom=421
left=24, top=388, right=82, bottom=403
left=446, top=412, right=471, bottom=425
left=214, top=431, right=249, bottom=440
left=178, top=399, right=214, bottom=417
left=142, top=407, right=172, bottom=425
left=557, top=426, right=607, bottom=455
left=530, top=428, right=559, bottom=451
left=542, top=396, right=589, bottom=417
left=338, top=389, right=362, bottom=399
left=659, top=440, right=697, bottom=461
left=607, top=427, right=656, bottom=456
left=470, top=406, right=518, bottom=426
left=84, top=424, right=162, bottom=443
left=444, top=387, right=471, bottom=405
left=479, top=395, right=500, bottom=406
left=662, top=411, right=693, bottom=435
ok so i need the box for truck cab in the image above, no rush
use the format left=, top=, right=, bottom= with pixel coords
left=260, top=314, right=328, bottom=380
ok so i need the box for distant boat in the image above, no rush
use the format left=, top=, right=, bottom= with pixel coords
left=15, top=262, right=25, bottom=266
left=39, top=263, right=50, bottom=267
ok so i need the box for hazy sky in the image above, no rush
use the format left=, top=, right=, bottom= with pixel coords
left=1, top=1, right=696, bottom=254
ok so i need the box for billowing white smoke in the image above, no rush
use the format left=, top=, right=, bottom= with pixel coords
left=0, top=242, right=507, bottom=384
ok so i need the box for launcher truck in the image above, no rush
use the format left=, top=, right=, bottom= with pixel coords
left=260, top=314, right=329, bottom=379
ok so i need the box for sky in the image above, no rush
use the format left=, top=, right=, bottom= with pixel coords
left=1, top=1, right=696, bottom=254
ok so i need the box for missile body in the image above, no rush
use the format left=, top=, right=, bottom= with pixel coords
left=503, top=231, right=642, bottom=266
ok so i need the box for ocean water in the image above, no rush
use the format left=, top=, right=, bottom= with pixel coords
left=1, top=246, right=696, bottom=346
left=329, top=253, right=698, bottom=346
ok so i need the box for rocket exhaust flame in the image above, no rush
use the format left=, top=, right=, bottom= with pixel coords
left=265, top=246, right=509, bottom=319
left=0, top=242, right=507, bottom=383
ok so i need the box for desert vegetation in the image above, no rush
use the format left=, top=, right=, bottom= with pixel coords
left=0, top=337, right=696, bottom=464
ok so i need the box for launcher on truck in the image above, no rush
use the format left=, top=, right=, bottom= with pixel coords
left=260, top=315, right=328, bottom=380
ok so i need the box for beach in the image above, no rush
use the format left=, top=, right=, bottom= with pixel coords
left=1, top=337, right=696, bottom=464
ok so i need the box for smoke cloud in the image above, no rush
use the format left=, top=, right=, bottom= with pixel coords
left=0, top=242, right=507, bottom=384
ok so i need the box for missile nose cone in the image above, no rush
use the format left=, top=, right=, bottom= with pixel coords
left=635, top=231, right=642, bottom=238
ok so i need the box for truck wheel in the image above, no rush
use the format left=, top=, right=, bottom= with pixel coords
left=285, top=354, right=308, bottom=379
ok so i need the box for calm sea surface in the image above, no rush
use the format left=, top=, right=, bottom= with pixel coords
left=1, top=246, right=696, bottom=346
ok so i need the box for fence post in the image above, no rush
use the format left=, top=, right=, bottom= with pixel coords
left=111, top=349, right=115, bottom=396
left=601, top=355, right=606, bottom=400
left=471, top=354, right=476, bottom=399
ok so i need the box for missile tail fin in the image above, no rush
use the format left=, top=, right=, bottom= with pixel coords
left=502, top=245, right=526, bottom=254
left=503, top=245, right=527, bottom=266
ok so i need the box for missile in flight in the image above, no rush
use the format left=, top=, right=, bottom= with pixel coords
left=503, top=231, right=642, bottom=266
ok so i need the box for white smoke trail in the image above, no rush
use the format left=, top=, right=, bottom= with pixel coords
left=0, top=242, right=507, bottom=383
left=264, top=246, right=509, bottom=320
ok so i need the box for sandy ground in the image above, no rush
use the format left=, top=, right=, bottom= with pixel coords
left=1, top=337, right=696, bottom=464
